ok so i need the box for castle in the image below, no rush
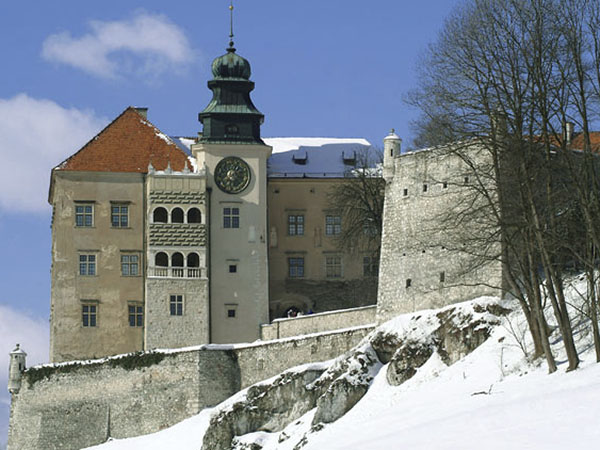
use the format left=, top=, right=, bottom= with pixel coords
left=47, top=37, right=381, bottom=363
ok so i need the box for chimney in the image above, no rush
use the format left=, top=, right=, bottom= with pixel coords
left=135, top=107, right=148, bottom=119
left=564, top=121, right=574, bottom=145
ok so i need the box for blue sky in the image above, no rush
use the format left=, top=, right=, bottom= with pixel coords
left=0, top=0, right=460, bottom=445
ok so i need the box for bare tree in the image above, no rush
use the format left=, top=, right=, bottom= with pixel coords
left=407, top=0, right=600, bottom=371
left=327, top=147, right=384, bottom=263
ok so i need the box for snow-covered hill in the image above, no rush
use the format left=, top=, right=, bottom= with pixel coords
left=87, top=280, right=600, bottom=450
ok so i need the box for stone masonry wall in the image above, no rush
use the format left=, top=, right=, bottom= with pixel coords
left=377, top=144, right=504, bottom=322
left=8, top=327, right=372, bottom=450
left=261, top=306, right=377, bottom=340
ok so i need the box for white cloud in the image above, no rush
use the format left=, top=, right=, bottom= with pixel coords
left=0, top=94, right=107, bottom=213
left=0, top=305, right=49, bottom=447
left=42, top=11, right=194, bottom=80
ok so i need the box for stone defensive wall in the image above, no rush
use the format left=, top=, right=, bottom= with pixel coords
left=260, top=305, right=377, bottom=340
left=7, top=325, right=373, bottom=450
left=377, top=143, right=504, bottom=322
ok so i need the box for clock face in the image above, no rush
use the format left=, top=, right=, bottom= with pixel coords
left=214, top=156, right=251, bottom=194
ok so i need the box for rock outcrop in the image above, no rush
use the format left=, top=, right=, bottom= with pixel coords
left=201, top=298, right=511, bottom=449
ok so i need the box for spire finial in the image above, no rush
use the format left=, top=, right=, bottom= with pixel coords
left=228, top=1, right=235, bottom=51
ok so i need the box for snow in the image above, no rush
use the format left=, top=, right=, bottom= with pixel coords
left=264, top=137, right=372, bottom=178
left=85, top=282, right=600, bottom=450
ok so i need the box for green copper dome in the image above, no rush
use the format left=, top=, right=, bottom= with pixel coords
left=211, top=46, right=251, bottom=80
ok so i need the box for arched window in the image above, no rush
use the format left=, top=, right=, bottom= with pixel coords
left=171, top=252, right=184, bottom=267
left=187, top=253, right=200, bottom=267
left=171, top=207, right=184, bottom=223
left=187, top=208, right=201, bottom=223
left=153, top=207, right=168, bottom=223
left=155, top=252, right=168, bottom=267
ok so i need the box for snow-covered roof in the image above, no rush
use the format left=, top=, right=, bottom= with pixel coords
left=264, top=137, right=371, bottom=178
left=170, top=136, right=373, bottom=178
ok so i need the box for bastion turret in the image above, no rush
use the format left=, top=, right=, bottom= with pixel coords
left=8, top=344, right=27, bottom=394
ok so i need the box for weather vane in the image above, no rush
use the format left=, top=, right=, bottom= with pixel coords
left=229, top=1, right=235, bottom=49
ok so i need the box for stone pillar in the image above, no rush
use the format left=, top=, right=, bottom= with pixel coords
left=8, top=344, right=27, bottom=394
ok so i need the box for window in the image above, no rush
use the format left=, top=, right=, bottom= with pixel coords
left=171, top=207, right=184, bottom=223
left=111, top=204, right=128, bottom=228
left=442, top=181, right=448, bottom=189
left=325, top=215, right=341, bottom=235
left=440, top=271, right=445, bottom=283
left=464, top=176, right=470, bottom=184
left=128, top=304, right=143, bottom=327
left=403, top=188, right=408, bottom=196
left=325, top=256, right=342, bottom=278
left=121, top=254, right=139, bottom=276
left=187, top=208, right=201, bottom=223
left=82, top=303, right=97, bottom=327
left=229, top=264, right=237, bottom=273
left=288, top=215, right=304, bottom=235
left=227, top=309, right=236, bottom=318
left=170, top=295, right=183, bottom=316
left=363, top=256, right=379, bottom=276
left=288, top=257, right=305, bottom=278
left=153, top=207, right=168, bottom=223
left=79, top=254, right=96, bottom=276
left=423, top=184, right=428, bottom=192
left=75, top=203, right=93, bottom=227
left=406, top=278, right=412, bottom=288
left=223, top=207, right=240, bottom=228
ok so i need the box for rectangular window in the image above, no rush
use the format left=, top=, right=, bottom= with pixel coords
left=223, top=207, right=240, bottom=229
left=121, top=254, right=139, bottom=276
left=403, top=188, right=409, bottom=196
left=406, top=278, right=412, bottom=288
left=440, top=271, right=445, bottom=283
left=75, top=203, right=94, bottom=227
left=325, top=215, right=341, bottom=235
left=82, top=303, right=97, bottom=327
left=325, top=256, right=342, bottom=278
left=128, top=304, right=143, bottom=327
left=79, top=254, right=96, bottom=276
left=111, top=204, right=129, bottom=228
left=442, top=181, right=448, bottom=189
left=423, top=184, right=428, bottom=192
left=288, top=257, right=305, bottom=278
left=227, top=309, right=236, bottom=318
left=288, top=215, right=305, bottom=235
left=363, top=256, right=379, bottom=276
left=170, top=295, right=183, bottom=316
left=229, top=264, right=237, bottom=273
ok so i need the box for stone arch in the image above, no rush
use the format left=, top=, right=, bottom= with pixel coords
left=171, top=252, right=184, bottom=267
left=187, top=252, right=200, bottom=267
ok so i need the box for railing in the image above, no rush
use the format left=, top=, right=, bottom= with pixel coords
left=148, top=266, right=203, bottom=279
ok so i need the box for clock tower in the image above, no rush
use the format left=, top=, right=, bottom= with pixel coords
left=191, top=30, right=272, bottom=343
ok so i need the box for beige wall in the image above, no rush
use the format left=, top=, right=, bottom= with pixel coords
left=267, top=178, right=378, bottom=318
left=49, top=171, right=145, bottom=362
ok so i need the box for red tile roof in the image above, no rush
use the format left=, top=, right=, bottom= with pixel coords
left=569, top=132, right=600, bottom=152
left=56, top=107, right=193, bottom=173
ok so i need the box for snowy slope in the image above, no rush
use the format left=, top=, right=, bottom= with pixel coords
left=87, top=281, right=600, bottom=450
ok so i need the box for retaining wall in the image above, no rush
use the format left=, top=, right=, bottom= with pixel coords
left=7, top=326, right=373, bottom=450
left=260, top=305, right=377, bottom=340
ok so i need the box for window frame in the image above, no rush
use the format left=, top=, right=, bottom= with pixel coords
left=288, top=257, right=305, bottom=278
left=81, top=302, right=98, bottom=327
left=325, top=215, right=341, bottom=236
left=287, top=214, right=305, bottom=236
left=363, top=256, right=379, bottom=277
left=75, top=203, right=94, bottom=227
left=79, top=253, right=97, bottom=276
left=128, top=303, right=143, bottom=327
left=169, top=294, right=184, bottom=316
left=325, top=255, right=342, bottom=278
left=121, top=253, right=140, bottom=277
left=223, top=207, right=240, bottom=229
left=111, top=203, right=129, bottom=228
